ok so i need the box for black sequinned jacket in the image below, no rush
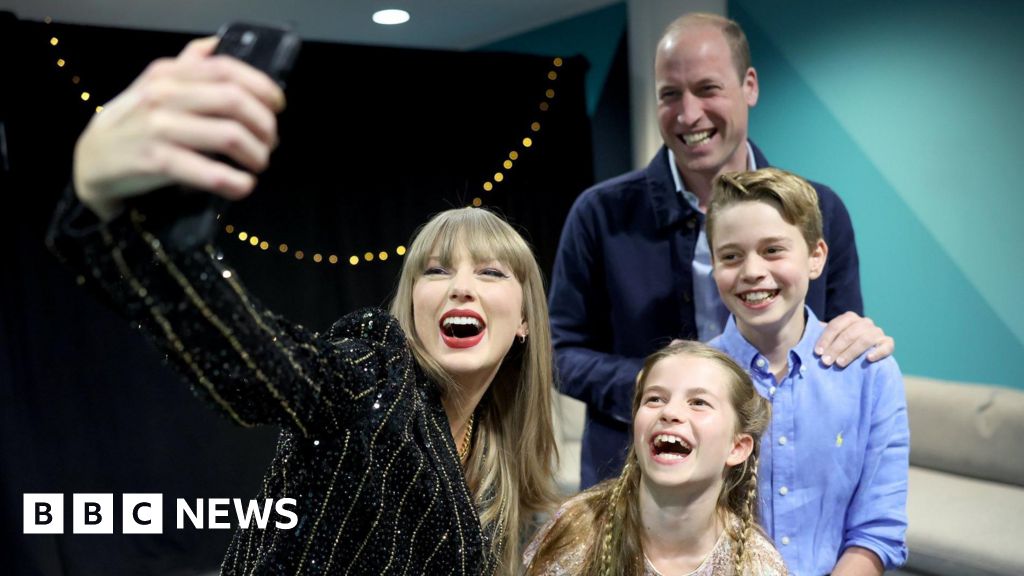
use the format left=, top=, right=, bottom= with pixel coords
left=47, top=191, right=497, bottom=575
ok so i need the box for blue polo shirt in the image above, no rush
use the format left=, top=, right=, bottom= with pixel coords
left=710, top=308, right=909, bottom=575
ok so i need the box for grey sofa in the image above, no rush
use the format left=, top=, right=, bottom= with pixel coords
left=901, top=375, right=1024, bottom=575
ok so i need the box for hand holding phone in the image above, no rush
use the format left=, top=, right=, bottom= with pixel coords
left=127, top=24, right=302, bottom=248
left=74, top=27, right=301, bottom=228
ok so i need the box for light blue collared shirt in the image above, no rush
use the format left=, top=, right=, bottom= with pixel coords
left=710, top=308, right=909, bottom=576
left=667, top=144, right=757, bottom=341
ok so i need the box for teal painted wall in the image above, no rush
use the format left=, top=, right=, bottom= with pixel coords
left=732, top=0, right=1024, bottom=388
left=480, top=3, right=626, bottom=115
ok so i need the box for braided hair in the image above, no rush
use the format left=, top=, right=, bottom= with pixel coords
left=724, top=453, right=761, bottom=575
left=592, top=460, right=644, bottom=576
left=718, top=356, right=771, bottom=575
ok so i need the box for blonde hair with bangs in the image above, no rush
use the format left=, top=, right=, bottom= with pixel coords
left=390, top=207, right=558, bottom=574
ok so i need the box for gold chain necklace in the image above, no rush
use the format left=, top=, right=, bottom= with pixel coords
left=458, top=412, right=475, bottom=463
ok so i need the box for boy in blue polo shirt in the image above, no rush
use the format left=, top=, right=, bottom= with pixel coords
left=707, top=168, right=908, bottom=576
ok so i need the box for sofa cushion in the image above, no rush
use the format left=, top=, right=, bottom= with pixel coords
left=552, top=393, right=586, bottom=494
left=905, top=466, right=1024, bottom=575
left=904, top=376, right=1024, bottom=486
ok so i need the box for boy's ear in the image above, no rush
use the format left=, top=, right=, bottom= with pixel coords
left=808, top=239, right=829, bottom=280
left=726, top=433, right=754, bottom=467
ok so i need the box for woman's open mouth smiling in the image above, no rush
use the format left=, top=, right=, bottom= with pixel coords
left=440, top=309, right=486, bottom=348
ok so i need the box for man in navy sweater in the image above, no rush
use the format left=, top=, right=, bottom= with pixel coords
left=549, top=13, right=895, bottom=488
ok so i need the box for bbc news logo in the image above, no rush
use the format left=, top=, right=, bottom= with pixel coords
left=24, top=494, right=297, bottom=534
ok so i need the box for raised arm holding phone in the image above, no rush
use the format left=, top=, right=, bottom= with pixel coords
left=50, top=32, right=559, bottom=576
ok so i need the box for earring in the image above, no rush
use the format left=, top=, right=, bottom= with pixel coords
left=519, top=334, right=527, bottom=344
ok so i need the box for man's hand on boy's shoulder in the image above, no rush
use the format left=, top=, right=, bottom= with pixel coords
left=815, top=312, right=895, bottom=367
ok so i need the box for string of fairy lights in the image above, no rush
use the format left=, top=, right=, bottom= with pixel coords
left=43, top=18, right=106, bottom=114
left=43, top=18, right=563, bottom=268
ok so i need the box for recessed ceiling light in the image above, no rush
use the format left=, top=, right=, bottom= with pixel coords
left=372, top=9, right=411, bottom=25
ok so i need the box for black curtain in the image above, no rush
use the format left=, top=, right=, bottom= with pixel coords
left=1, top=14, right=593, bottom=575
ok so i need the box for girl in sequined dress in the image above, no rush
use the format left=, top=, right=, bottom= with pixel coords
left=50, top=37, right=558, bottom=575
left=523, top=342, right=787, bottom=576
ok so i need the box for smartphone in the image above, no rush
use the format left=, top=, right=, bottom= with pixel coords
left=131, top=23, right=301, bottom=250
left=214, top=22, right=301, bottom=89
left=210, top=23, right=300, bottom=172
